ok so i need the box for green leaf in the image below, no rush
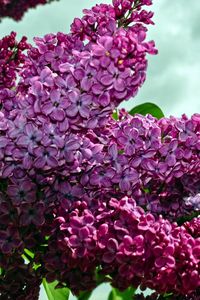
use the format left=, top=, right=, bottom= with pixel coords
left=0, top=179, right=7, bottom=192
left=108, top=287, right=136, bottom=300
left=177, top=211, right=200, bottom=226
left=77, top=290, right=93, bottom=300
left=129, top=102, right=164, bottom=119
left=43, top=279, right=70, bottom=300
left=163, top=293, right=174, bottom=299
left=22, top=249, right=35, bottom=263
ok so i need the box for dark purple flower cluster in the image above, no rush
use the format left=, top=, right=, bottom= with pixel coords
left=0, top=0, right=58, bottom=21
left=0, top=0, right=199, bottom=299
left=0, top=254, right=42, bottom=299
left=0, top=32, right=30, bottom=89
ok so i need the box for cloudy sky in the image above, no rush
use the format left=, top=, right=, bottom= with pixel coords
left=0, top=0, right=199, bottom=299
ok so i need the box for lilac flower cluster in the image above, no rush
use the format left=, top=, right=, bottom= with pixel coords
left=0, top=113, right=199, bottom=298
left=0, top=0, right=199, bottom=299
left=184, top=217, right=200, bottom=238
left=99, top=113, right=200, bottom=219
left=71, top=0, right=154, bottom=41
left=0, top=254, right=41, bottom=299
left=0, top=109, right=199, bottom=219
left=0, top=0, right=58, bottom=21
left=6, top=22, right=157, bottom=132
left=0, top=32, right=30, bottom=89
left=43, top=196, right=200, bottom=296
left=185, top=194, right=200, bottom=211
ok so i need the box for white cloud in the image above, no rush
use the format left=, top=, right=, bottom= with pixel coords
left=123, top=0, right=200, bottom=116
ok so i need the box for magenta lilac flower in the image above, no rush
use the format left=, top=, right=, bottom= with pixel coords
left=0, top=32, right=30, bottom=89
left=44, top=196, right=200, bottom=295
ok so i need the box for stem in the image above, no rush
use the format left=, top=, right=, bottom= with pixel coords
left=118, top=0, right=141, bottom=28
left=23, top=248, right=35, bottom=262
left=22, top=252, right=33, bottom=262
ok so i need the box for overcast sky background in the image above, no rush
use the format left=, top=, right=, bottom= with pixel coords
left=0, top=0, right=199, bottom=299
